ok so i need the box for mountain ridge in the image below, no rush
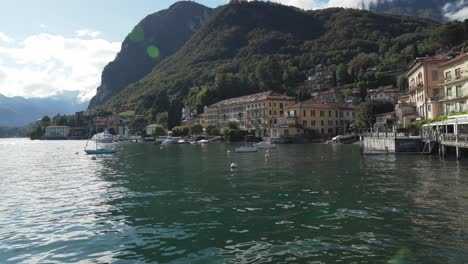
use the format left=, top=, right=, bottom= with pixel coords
left=88, top=1, right=216, bottom=108
left=0, top=91, right=88, bottom=127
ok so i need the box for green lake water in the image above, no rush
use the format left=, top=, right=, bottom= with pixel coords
left=0, top=138, right=467, bottom=263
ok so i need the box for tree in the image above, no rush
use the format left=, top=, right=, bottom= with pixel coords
left=397, top=76, right=409, bottom=92
left=171, top=126, right=189, bottom=136
left=130, top=118, right=147, bottom=134
left=357, top=100, right=395, bottom=129
left=151, top=125, right=166, bottom=137
left=336, top=63, right=349, bottom=85
left=206, top=125, right=219, bottom=136
left=41, top=116, right=51, bottom=126
left=190, top=124, right=203, bottom=135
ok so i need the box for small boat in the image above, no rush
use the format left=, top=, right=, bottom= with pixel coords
left=254, top=142, right=276, bottom=149
left=84, top=114, right=116, bottom=155
left=197, top=139, right=209, bottom=144
left=178, top=139, right=189, bottom=144
left=85, top=148, right=115, bottom=155
left=92, top=130, right=114, bottom=143
left=235, top=146, right=257, bottom=153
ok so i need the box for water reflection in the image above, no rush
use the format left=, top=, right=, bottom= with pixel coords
left=0, top=139, right=467, bottom=263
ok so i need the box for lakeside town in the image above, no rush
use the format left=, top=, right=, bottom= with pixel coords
left=39, top=51, right=468, bottom=158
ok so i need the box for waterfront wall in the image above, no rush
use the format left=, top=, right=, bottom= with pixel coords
left=364, top=136, right=423, bottom=153
left=364, top=137, right=396, bottom=152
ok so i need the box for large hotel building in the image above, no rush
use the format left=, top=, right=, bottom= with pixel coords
left=204, top=91, right=357, bottom=138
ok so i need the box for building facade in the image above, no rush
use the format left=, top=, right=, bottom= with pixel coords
left=203, top=91, right=295, bottom=137
left=45, top=126, right=70, bottom=139
left=270, top=99, right=357, bottom=138
left=405, top=53, right=453, bottom=120
left=439, top=53, right=468, bottom=115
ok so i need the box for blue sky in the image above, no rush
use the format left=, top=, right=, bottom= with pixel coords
left=0, top=0, right=229, bottom=42
left=0, top=0, right=463, bottom=101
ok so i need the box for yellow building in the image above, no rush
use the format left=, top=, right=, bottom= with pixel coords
left=204, top=91, right=295, bottom=136
left=270, top=99, right=357, bottom=138
left=406, top=52, right=452, bottom=120
left=439, top=53, right=468, bottom=115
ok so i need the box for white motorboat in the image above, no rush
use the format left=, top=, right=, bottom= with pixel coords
left=254, top=142, right=276, bottom=149
left=235, top=146, right=257, bottom=153
left=197, top=139, right=209, bottom=144
left=92, top=130, right=114, bottom=143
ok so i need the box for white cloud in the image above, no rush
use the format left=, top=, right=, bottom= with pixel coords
left=443, top=0, right=468, bottom=20
left=76, top=29, right=102, bottom=38
left=0, top=32, right=14, bottom=44
left=0, top=33, right=120, bottom=102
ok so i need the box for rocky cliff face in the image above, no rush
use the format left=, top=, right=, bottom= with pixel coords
left=88, top=1, right=215, bottom=109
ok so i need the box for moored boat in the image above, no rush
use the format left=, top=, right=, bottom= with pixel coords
left=235, top=146, right=257, bottom=153
left=254, top=142, right=276, bottom=149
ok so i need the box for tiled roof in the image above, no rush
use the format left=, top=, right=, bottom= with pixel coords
left=439, top=52, right=468, bottom=67
left=408, top=52, right=455, bottom=74
left=287, top=99, right=355, bottom=110
left=208, top=91, right=294, bottom=107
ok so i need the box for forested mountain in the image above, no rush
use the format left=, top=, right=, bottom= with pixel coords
left=0, top=92, right=88, bottom=127
left=88, top=1, right=216, bottom=108
left=88, top=1, right=468, bottom=129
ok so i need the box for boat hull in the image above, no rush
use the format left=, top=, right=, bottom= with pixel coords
left=235, top=147, right=257, bottom=153
left=85, top=149, right=115, bottom=155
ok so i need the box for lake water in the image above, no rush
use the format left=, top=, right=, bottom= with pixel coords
left=0, top=138, right=467, bottom=263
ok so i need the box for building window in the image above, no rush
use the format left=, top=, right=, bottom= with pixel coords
left=456, top=85, right=463, bottom=97
left=280, top=103, right=284, bottom=109
left=311, top=110, right=315, bottom=117
left=447, top=87, right=452, bottom=97
left=280, top=110, right=284, bottom=115
left=274, top=103, right=276, bottom=107
left=347, top=112, right=349, bottom=117
left=352, top=112, right=355, bottom=118
left=335, top=111, right=338, bottom=118
left=428, top=104, right=432, bottom=112
left=303, top=120, right=307, bottom=126
left=269, top=110, right=272, bottom=115
left=303, top=110, right=306, bottom=117
left=446, top=71, right=452, bottom=81
left=321, top=120, right=324, bottom=126
left=328, top=110, right=331, bottom=117
left=269, top=102, right=271, bottom=107
left=274, top=110, right=277, bottom=115
left=320, top=111, right=324, bottom=117
left=432, top=70, right=438, bottom=81
left=455, top=68, right=462, bottom=79
left=460, top=101, right=465, bottom=112
left=434, top=88, right=439, bottom=97
left=312, top=120, right=316, bottom=126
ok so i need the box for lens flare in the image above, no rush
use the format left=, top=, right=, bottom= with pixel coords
left=147, top=45, right=160, bottom=59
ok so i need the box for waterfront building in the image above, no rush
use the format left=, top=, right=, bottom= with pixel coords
left=395, top=94, right=417, bottom=126
left=270, top=99, right=357, bottom=138
left=369, top=88, right=401, bottom=103
left=374, top=112, right=395, bottom=130
left=45, top=126, right=70, bottom=139
left=404, top=52, right=454, bottom=120
left=204, top=91, right=295, bottom=137
left=438, top=53, right=468, bottom=115
left=146, top=124, right=160, bottom=136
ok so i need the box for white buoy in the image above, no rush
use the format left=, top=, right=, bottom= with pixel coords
left=230, top=163, right=238, bottom=169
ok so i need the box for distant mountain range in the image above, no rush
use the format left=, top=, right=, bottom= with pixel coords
left=0, top=91, right=88, bottom=127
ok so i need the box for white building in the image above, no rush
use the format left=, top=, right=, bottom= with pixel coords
left=45, top=126, right=70, bottom=139
left=146, top=124, right=159, bottom=136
